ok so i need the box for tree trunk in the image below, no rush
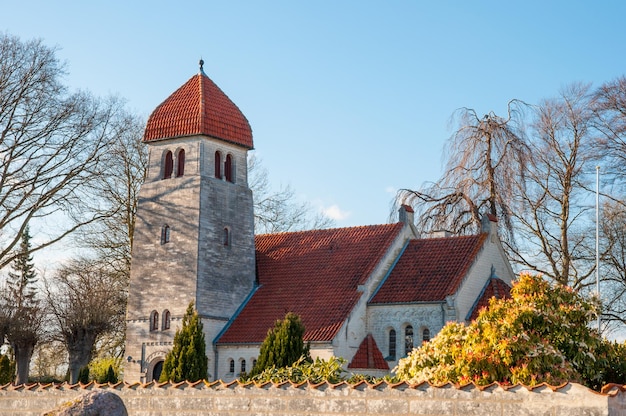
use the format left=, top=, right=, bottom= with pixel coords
left=67, top=332, right=97, bottom=384
left=13, top=341, right=35, bottom=385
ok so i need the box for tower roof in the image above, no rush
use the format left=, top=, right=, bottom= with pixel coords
left=143, top=61, right=253, bottom=148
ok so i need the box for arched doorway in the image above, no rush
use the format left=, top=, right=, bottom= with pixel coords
left=152, top=360, right=164, bottom=382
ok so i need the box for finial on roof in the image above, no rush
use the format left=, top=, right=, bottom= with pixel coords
left=199, top=58, right=205, bottom=75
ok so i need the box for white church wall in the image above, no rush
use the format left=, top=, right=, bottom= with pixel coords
left=454, top=227, right=516, bottom=322
left=366, top=303, right=445, bottom=370
left=329, top=224, right=416, bottom=366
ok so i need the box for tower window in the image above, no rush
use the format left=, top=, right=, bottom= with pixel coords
left=214, top=151, right=222, bottom=179
left=161, top=225, right=170, bottom=245
left=176, top=149, right=185, bottom=177
left=150, top=310, right=159, bottom=331
left=404, top=325, right=413, bottom=356
left=162, top=310, right=171, bottom=330
left=163, top=151, right=173, bottom=179
left=225, top=154, right=233, bottom=182
left=223, top=227, right=230, bottom=246
left=422, top=328, right=430, bottom=343
left=388, top=329, right=396, bottom=360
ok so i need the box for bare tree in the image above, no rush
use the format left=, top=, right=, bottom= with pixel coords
left=507, top=84, right=597, bottom=288
left=75, top=114, right=146, bottom=275
left=397, top=100, right=528, bottom=240
left=44, top=258, right=126, bottom=384
left=0, top=33, right=125, bottom=269
left=594, top=76, right=626, bottom=182
left=249, top=154, right=334, bottom=233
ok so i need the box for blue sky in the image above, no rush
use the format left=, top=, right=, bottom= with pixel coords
left=3, top=1, right=626, bottom=228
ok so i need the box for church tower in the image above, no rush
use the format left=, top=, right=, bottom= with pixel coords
left=124, top=61, right=256, bottom=383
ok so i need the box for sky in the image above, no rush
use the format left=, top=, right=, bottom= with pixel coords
left=3, top=1, right=626, bottom=230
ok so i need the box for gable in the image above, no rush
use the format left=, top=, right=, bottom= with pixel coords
left=369, top=234, right=487, bottom=304
left=216, top=223, right=405, bottom=344
left=466, top=277, right=512, bottom=321
left=348, top=334, right=389, bottom=370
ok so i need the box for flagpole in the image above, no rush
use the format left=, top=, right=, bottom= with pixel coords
left=596, top=165, right=600, bottom=332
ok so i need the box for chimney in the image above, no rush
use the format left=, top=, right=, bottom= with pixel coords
left=481, top=213, right=498, bottom=235
left=399, top=204, right=415, bottom=225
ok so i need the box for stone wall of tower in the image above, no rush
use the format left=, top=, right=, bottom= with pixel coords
left=195, top=138, right=255, bottom=320
left=124, top=135, right=256, bottom=383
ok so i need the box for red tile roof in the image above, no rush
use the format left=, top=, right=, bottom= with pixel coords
left=217, top=224, right=404, bottom=344
left=144, top=70, right=253, bottom=148
left=348, top=334, right=389, bottom=370
left=467, top=277, right=511, bottom=321
left=369, top=234, right=487, bottom=304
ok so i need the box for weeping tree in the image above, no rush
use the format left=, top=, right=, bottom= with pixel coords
left=398, top=100, right=529, bottom=242
left=160, top=302, right=208, bottom=382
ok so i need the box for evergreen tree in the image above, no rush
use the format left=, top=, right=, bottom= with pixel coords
left=2, top=226, right=43, bottom=385
left=160, top=302, right=208, bottom=382
left=0, top=353, right=15, bottom=385
left=104, top=365, right=117, bottom=384
left=77, top=366, right=90, bottom=384
left=7, top=226, right=37, bottom=310
left=250, top=312, right=310, bottom=377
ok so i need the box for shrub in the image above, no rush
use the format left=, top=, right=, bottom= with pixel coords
left=89, top=357, right=120, bottom=384
left=0, top=353, right=15, bottom=384
left=245, top=356, right=347, bottom=384
left=249, top=312, right=310, bottom=377
left=160, top=302, right=208, bottom=382
left=395, top=273, right=626, bottom=390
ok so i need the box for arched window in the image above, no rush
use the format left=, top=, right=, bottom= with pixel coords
left=162, top=310, right=171, bottom=330
left=161, top=225, right=170, bottom=245
left=214, top=151, right=222, bottom=179
left=404, top=325, right=413, bottom=356
left=422, top=328, right=430, bottom=343
left=163, top=151, right=173, bottom=179
left=225, top=154, right=233, bottom=182
left=176, top=149, right=185, bottom=177
left=240, top=359, right=246, bottom=374
left=388, top=329, right=396, bottom=360
left=223, top=227, right=230, bottom=246
left=150, top=310, right=159, bottom=331
left=252, top=359, right=257, bottom=369
left=229, top=359, right=235, bottom=373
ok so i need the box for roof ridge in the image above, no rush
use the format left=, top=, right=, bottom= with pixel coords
left=255, top=222, right=402, bottom=238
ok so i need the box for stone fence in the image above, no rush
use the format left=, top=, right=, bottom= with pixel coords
left=1, top=380, right=626, bottom=416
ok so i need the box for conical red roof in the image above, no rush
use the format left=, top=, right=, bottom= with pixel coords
left=143, top=68, right=253, bottom=148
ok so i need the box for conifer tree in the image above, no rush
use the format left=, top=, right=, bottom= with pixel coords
left=2, top=226, right=43, bottom=384
left=250, top=312, right=310, bottom=377
left=160, top=302, right=208, bottom=382
left=7, top=226, right=37, bottom=308
left=0, top=353, right=15, bottom=384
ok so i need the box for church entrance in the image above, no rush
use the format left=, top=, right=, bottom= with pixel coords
left=151, top=360, right=164, bottom=382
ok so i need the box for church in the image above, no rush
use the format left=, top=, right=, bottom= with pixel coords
left=123, top=62, right=515, bottom=383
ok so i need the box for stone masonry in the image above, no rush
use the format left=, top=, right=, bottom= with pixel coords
left=1, top=381, right=625, bottom=416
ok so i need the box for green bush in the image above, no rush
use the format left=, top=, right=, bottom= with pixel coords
left=89, top=356, right=121, bottom=384
left=244, top=356, right=347, bottom=384
left=249, top=312, right=310, bottom=377
left=395, top=273, right=626, bottom=390
left=77, top=366, right=90, bottom=384
left=0, top=353, right=15, bottom=384
left=160, top=302, right=208, bottom=382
